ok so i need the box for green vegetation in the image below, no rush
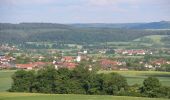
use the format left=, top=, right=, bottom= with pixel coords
left=0, top=23, right=170, bottom=46
left=134, top=35, right=167, bottom=44
left=98, top=71, right=170, bottom=86
left=1, top=70, right=170, bottom=92
left=7, top=65, right=170, bottom=98
left=0, top=70, right=15, bottom=92
left=9, top=66, right=128, bottom=95
left=0, top=69, right=170, bottom=99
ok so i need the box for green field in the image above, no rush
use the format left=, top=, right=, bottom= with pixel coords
left=0, top=93, right=169, bottom=100
left=0, top=70, right=15, bottom=92
left=99, top=71, right=170, bottom=86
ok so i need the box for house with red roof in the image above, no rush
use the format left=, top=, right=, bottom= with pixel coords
left=16, top=63, right=35, bottom=70
left=61, top=56, right=74, bottom=62
left=100, top=59, right=120, bottom=70
left=54, top=62, right=77, bottom=70
left=16, top=62, right=49, bottom=70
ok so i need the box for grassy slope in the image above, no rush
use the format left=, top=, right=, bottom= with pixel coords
left=0, top=93, right=169, bottom=100
left=133, top=35, right=168, bottom=44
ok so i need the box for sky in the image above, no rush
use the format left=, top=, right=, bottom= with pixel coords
left=0, top=0, right=170, bottom=23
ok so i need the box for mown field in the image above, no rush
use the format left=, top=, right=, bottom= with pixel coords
left=0, top=92, right=169, bottom=100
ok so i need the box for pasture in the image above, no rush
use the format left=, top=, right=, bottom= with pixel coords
left=0, top=92, right=169, bottom=100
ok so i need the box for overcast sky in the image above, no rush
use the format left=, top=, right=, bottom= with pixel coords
left=0, top=0, right=170, bottom=23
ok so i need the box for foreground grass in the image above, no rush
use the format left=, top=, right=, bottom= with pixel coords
left=0, top=92, right=169, bottom=100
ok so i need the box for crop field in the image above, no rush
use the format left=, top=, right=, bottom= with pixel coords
left=0, top=92, right=169, bottom=100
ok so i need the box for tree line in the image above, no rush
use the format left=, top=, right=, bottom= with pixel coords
left=9, top=65, right=170, bottom=98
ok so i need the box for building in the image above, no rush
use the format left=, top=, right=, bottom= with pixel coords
left=100, top=59, right=119, bottom=70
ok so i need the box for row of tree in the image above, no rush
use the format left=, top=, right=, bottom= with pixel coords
left=9, top=65, right=170, bottom=98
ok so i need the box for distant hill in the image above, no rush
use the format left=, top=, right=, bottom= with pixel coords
left=131, top=21, right=170, bottom=29
left=0, top=23, right=72, bottom=30
left=71, top=21, right=170, bottom=29
left=0, top=22, right=170, bottom=44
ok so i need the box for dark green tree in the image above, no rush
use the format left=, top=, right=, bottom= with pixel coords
left=10, top=70, right=35, bottom=92
left=141, top=77, right=161, bottom=98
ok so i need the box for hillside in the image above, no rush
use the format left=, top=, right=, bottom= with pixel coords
left=0, top=22, right=170, bottom=44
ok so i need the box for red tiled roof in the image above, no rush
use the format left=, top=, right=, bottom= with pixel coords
left=100, top=59, right=118, bottom=66
left=63, top=56, right=74, bottom=61
left=16, top=64, right=35, bottom=69
left=63, top=62, right=77, bottom=69
left=16, top=62, right=49, bottom=69
left=33, top=62, right=46, bottom=66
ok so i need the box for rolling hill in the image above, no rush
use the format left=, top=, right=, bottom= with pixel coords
left=0, top=21, right=170, bottom=44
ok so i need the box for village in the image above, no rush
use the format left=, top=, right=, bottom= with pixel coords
left=1, top=44, right=170, bottom=72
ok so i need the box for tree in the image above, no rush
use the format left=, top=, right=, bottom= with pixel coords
left=141, top=77, right=161, bottom=97
left=97, top=73, right=128, bottom=95
left=34, top=66, right=58, bottom=93
left=10, top=70, right=35, bottom=92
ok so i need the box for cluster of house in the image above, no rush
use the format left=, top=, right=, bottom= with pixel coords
left=0, top=45, right=18, bottom=51
left=53, top=51, right=89, bottom=70
left=115, top=49, right=152, bottom=55
left=1, top=49, right=169, bottom=71
left=0, top=50, right=89, bottom=70
left=100, top=59, right=128, bottom=70
left=15, top=62, right=50, bottom=70
left=144, top=59, right=170, bottom=69
left=53, top=56, right=77, bottom=70
left=0, top=53, right=50, bottom=70
left=0, top=54, right=15, bottom=69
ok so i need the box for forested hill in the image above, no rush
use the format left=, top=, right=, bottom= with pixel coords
left=0, top=22, right=170, bottom=44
